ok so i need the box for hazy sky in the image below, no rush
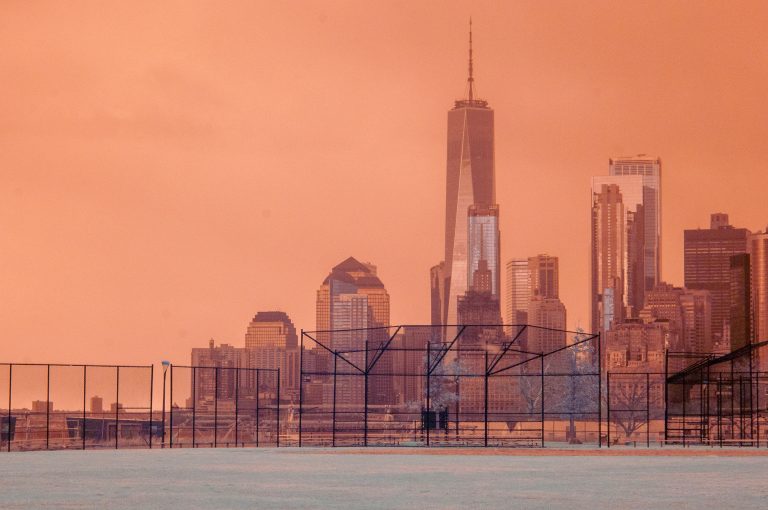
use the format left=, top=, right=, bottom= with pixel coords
left=2, top=1, right=767, bottom=365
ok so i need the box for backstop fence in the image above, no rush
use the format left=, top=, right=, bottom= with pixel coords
left=0, top=363, right=154, bottom=452
left=167, top=366, right=282, bottom=448
left=665, top=340, right=768, bottom=447
left=298, top=325, right=604, bottom=447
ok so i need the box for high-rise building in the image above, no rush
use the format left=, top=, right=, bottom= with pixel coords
left=607, top=155, right=662, bottom=292
left=591, top=184, right=627, bottom=333
left=190, top=339, right=243, bottom=407
left=244, top=311, right=300, bottom=396
left=749, top=229, right=768, bottom=350
left=440, top=25, right=496, bottom=327
left=527, top=298, right=567, bottom=354
left=430, top=262, right=446, bottom=326
left=245, top=311, right=298, bottom=350
left=529, top=254, right=559, bottom=299
left=605, top=320, right=667, bottom=370
left=316, top=257, right=391, bottom=404
left=639, top=283, right=712, bottom=354
left=684, top=213, right=750, bottom=343
left=729, top=253, right=751, bottom=351
left=505, top=258, right=530, bottom=326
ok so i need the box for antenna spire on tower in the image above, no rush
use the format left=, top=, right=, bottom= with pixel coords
left=468, top=17, right=474, bottom=101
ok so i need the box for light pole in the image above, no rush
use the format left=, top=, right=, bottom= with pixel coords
left=161, top=361, right=170, bottom=448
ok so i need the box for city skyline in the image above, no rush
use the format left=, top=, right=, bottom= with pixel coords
left=2, top=2, right=768, bottom=366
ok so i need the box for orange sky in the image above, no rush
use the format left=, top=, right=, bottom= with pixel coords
left=1, top=1, right=767, bottom=366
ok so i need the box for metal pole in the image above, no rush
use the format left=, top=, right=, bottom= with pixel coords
left=364, top=338, right=369, bottom=447
left=82, top=365, right=86, bottom=450
left=298, top=330, right=304, bottom=448
left=540, top=354, right=545, bottom=448
left=276, top=368, right=280, bottom=447
left=234, top=368, right=239, bottom=447
left=46, top=364, right=50, bottom=450
left=718, top=373, right=723, bottom=448
left=606, top=371, right=610, bottom=448
left=149, top=365, right=154, bottom=449
left=169, top=365, right=174, bottom=448
left=7, top=364, right=12, bottom=452
left=192, top=367, right=196, bottom=448
left=115, top=366, right=120, bottom=449
left=214, top=367, right=219, bottom=448
left=426, top=342, right=430, bottom=447
left=162, top=366, right=167, bottom=448
left=664, top=349, right=669, bottom=444
left=598, top=333, right=602, bottom=448
left=484, top=349, right=489, bottom=447
left=757, top=373, right=761, bottom=448
left=682, top=378, right=686, bottom=447
left=332, top=353, right=337, bottom=447
left=256, top=370, right=260, bottom=447
left=644, top=372, right=651, bottom=448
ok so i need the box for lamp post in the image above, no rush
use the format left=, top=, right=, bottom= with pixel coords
left=161, top=361, right=170, bottom=448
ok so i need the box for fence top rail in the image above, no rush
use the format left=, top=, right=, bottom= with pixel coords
left=301, top=324, right=599, bottom=337
left=171, top=364, right=279, bottom=372
left=0, top=363, right=152, bottom=369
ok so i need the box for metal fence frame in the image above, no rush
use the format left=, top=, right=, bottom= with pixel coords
left=298, top=324, right=603, bottom=448
left=0, top=363, right=154, bottom=452
left=167, top=365, right=281, bottom=448
left=665, top=340, right=768, bottom=447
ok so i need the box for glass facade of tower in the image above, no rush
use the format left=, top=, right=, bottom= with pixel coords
left=608, top=155, right=662, bottom=292
left=443, top=103, right=495, bottom=326
left=505, top=258, right=531, bottom=325
left=467, top=204, right=500, bottom=296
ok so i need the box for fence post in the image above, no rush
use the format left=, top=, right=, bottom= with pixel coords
left=540, top=354, right=544, bottom=448
left=192, top=367, right=196, bottom=448
left=169, top=365, right=174, bottom=448
left=598, top=333, right=602, bottom=448
left=46, top=364, right=50, bottom=450
left=276, top=368, right=280, bottom=448
left=298, top=330, right=304, bottom=448
left=115, top=366, right=120, bottom=449
left=214, top=367, right=219, bottom=448
left=646, top=372, right=650, bottom=448
left=426, top=342, right=431, bottom=447
left=606, top=371, right=610, bottom=448
left=484, top=349, right=489, bottom=447
left=256, top=370, right=260, bottom=447
left=332, top=353, right=337, bottom=447
left=364, top=338, right=369, bottom=447
left=234, top=368, right=239, bottom=447
left=7, top=364, right=12, bottom=452
left=82, top=365, right=86, bottom=450
left=149, top=365, right=154, bottom=449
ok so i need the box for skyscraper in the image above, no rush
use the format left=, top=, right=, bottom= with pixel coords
left=729, top=253, right=751, bottom=351
left=505, top=258, right=531, bottom=325
left=244, top=311, right=300, bottom=396
left=749, top=229, right=768, bottom=350
left=591, top=184, right=627, bottom=333
left=608, top=155, right=662, bottom=291
left=529, top=254, right=559, bottom=299
left=316, top=256, right=391, bottom=404
left=684, top=213, right=750, bottom=343
left=439, top=23, right=496, bottom=327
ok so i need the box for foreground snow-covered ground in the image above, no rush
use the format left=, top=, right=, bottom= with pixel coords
left=1, top=448, right=768, bottom=509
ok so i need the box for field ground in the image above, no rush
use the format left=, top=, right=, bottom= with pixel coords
left=2, top=447, right=768, bottom=509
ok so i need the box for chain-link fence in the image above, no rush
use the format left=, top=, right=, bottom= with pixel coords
left=167, top=366, right=281, bottom=448
left=0, top=364, right=154, bottom=452
left=298, top=325, right=602, bottom=447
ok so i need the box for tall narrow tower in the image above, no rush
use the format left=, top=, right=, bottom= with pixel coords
left=441, top=21, right=496, bottom=326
